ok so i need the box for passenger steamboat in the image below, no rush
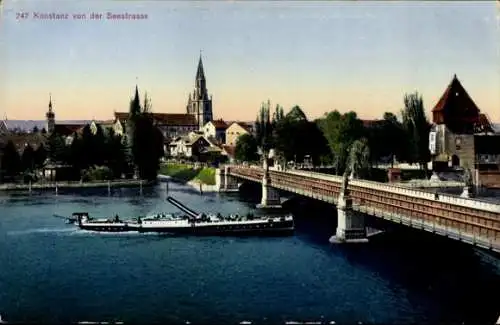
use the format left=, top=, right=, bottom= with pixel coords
left=56, top=196, right=294, bottom=236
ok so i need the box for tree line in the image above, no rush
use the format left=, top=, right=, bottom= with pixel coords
left=0, top=89, right=164, bottom=183
left=234, top=92, right=431, bottom=179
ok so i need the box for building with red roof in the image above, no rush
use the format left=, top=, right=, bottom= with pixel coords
left=429, top=75, right=500, bottom=187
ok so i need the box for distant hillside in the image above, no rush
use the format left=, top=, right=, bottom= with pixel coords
left=2, top=120, right=93, bottom=132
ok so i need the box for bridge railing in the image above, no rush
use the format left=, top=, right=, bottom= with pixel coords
left=227, top=165, right=500, bottom=214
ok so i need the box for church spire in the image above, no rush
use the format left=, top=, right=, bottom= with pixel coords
left=48, top=93, right=53, bottom=112
left=196, top=52, right=205, bottom=81
left=46, top=93, right=55, bottom=133
left=134, top=84, right=139, bottom=102
left=187, top=52, right=213, bottom=129
left=130, top=83, right=141, bottom=117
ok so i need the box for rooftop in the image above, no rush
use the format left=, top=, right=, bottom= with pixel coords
left=114, top=112, right=196, bottom=126
left=432, top=74, right=480, bottom=115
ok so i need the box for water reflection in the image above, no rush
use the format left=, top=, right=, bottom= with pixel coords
left=0, top=182, right=499, bottom=324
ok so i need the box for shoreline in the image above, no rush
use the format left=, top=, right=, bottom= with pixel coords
left=0, top=179, right=155, bottom=192
left=158, top=174, right=219, bottom=193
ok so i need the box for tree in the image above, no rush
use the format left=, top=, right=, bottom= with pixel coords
left=348, top=138, right=371, bottom=179
left=235, top=134, right=259, bottom=162
left=32, top=126, right=39, bottom=133
left=104, top=128, right=124, bottom=178
left=128, top=91, right=164, bottom=180
left=2, top=140, right=21, bottom=178
left=47, top=133, right=67, bottom=163
left=273, top=104, right=285, bottom=122
left=363, top=112, right=405, bottom=166
left=80, top=125, right=95, bottom=166
left=143, top=92, right=152, bottom=113
left=268, top=105, right=330, bottom=168
left=401, top=92, right=431, bottom=169
left=317, top=110, right=364, bottom=174
left=68, top=133, right=85, bottom=172
left=255, top=100, right=275, bottom=154
left=21, top=144, right=35, bottom=172
left=34, top=145, right=47, bottom=168
left=302, top=121, right=330, bottom=166
left=274, top=106, right=306, bottom=162
left=92, top=125, right=107, bottom=166
left=286, top=105, right=307, bottom=122
left=120, top=133, right=134, bottom=178
left=381, top=112, right=406, bottom=165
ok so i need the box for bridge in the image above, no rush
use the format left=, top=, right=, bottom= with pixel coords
left=215, top=165, right=500, bottom=253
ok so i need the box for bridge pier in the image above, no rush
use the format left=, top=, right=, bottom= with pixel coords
left=330, top=192, right=368, bottom=244
left=216, top=167, right=239, bottom=192
left=329, top=170, right=368, bottom=244
left=256, top=175, right=281, bottom=209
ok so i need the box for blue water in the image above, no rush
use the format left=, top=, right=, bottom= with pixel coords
left=0, top=183, right=499, bottom=324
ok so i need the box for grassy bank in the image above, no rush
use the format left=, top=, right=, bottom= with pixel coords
left=159, top=163, right=216, bottom=185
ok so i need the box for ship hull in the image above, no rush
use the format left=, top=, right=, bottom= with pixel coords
left=138, top=220, right=294, bottom=236
left=78, top=223, right=139, bottom=232
left=77, top=220, right=294, bottom=236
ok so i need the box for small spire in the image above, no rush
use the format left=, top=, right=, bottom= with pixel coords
left=48, top=93, right=53, bottom=112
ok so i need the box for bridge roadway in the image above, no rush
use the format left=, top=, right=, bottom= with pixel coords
left=226, top=165, right=500, bottom=253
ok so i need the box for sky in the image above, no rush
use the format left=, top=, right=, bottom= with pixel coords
left=1, top=1, right=499, bottom=122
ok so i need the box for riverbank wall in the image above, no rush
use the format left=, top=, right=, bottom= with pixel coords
left=0, top=179, right=155, bottom=192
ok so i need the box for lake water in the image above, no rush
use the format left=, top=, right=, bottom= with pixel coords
left=0, top=182, right=499, bottom=324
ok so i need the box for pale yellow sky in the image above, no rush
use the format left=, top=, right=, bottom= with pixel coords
left=5, top=76, right=499, bottom=123
left=2, top=1, right=499, bottom=122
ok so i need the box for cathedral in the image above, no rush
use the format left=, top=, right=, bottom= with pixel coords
left=186, top=55, right=213, bottom=129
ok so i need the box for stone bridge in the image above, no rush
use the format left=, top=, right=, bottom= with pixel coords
left=215, top=165, right=500, bottom=253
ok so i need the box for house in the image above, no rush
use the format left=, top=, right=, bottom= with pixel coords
left=0, top=120, right=9, bottom=135
left=225, top=122, right=252, bottom=146
left=153, top=113, right=198, bottom=140
left=51, top=119, right=125, bottom=146
left=93, top=120, right=122, bottom=136
left=53, top=124, right=85, bottom=136
left=169, top=133, right=212, bottom=159
left=202, top=119, right=228, bottom=144
left=113, top=112, right=197, bottom=141
left=429, top=74, right=500, bottom=186
left=226, top=121, right=255, bottom=134
left=53, top=123, right=88, bottom=145
left=0, top=133, right=47, bottom=154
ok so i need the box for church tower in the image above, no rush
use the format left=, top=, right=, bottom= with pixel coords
left=186, top=54, right=213, bottom=129
left=46, top=94, right=55, bottom=133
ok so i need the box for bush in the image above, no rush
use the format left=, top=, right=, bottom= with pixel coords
left=81, top=166, right=114, bottom=182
